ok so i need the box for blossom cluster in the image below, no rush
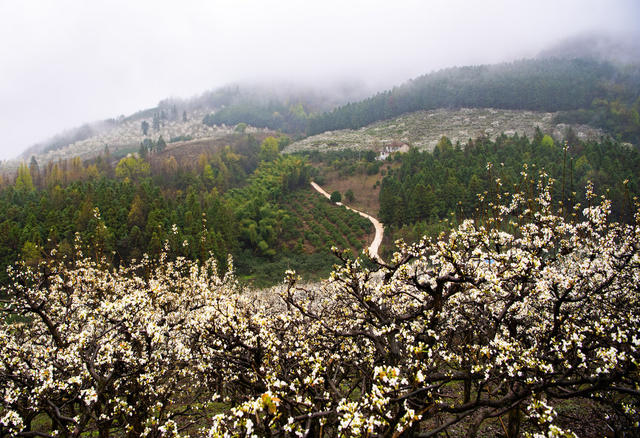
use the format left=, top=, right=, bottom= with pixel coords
left=1, top=174, right=639, bottom=436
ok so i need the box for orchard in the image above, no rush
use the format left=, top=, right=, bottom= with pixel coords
left=1, top=173, right=639, bottom=437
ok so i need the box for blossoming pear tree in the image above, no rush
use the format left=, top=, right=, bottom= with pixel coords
left=1, top=172, right=639, bottom=437
left=0, top=247, right=241, bottom=437
left=208, top=174, right=640, bottom=437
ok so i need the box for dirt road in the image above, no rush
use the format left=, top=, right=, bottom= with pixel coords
left=310, top=181, right=384, bottom=263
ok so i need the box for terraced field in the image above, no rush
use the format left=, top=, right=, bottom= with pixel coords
left=283, top=188, right=374, bottom=255
left=235, top=188, right=374, bottom=286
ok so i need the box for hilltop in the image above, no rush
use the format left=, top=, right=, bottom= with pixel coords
left=3, top=54, right=638, bottom=178
left=307, top=58, right=640, bottom=146
left=1, top=80, right=370, bottom=173
left=18, top=111, right=243, bottom=165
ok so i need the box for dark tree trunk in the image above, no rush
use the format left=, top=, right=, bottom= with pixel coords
left=507, top=406, right=521, bottom=438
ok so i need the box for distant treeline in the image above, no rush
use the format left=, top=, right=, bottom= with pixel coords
left=378, top=130, right=640, bottom=235
left=202, top=58, right=640, bottom=144
left=203, top=102, right=309, bottom=133
left=309, top=59, right=640, bottom=142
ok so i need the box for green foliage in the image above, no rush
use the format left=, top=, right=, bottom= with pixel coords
left=19, top=241, right=41, bottom=266
left=377, top=134, right=640, bottom=234
left=556, top=98, right=640, bottom=144
left=436, top=135, right=453, bottom=154
left=152, top=112, right=160, bottom=131
left=29, top=156, right=40, bottom=188
left=204, top=101, right=310, bottom=133
left=344, top=189, right=355, bottom=202
left=169, top=134, right=193, bottom=143
left=541, top=134, right=555, bottom=149
left=1, top=138, right=312, bottom=282
left=304, top=148, right=385, bottom=178
left=14, top=163, right=34, bottom=192
left=330, top=190, right=342, bottom=202
left=308, top=58, right=635, bottom=138
left=156, top=135, right=167, bottom=152
left=0, top=177, right=239, bottom=278
left=230, top=186, right=372, bottom=285
left=115, top=156, right=150, bottom=182
left=258, top=136, right=279, bottom=162
left=228, top=156, right=311, bottom=258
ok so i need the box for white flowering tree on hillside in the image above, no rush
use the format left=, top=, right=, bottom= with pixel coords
left=1, top=172, right=639, bottom=437
left=208, top=174, right=640, bottom=437
left=0, top=248, right=240, bottom=437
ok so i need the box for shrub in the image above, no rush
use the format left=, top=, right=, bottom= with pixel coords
left=345, top=189, right=355, bottom=202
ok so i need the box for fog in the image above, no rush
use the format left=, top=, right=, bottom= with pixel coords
left=0, top=0, right=638, bottom=160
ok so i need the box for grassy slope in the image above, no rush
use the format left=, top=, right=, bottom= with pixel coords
left=314, top=163, right=397, bottom=217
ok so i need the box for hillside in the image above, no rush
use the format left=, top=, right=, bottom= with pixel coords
left=3, top=170, right=639, bottom=437
left=2, top=81, right=370, bottom=175
left=0, top=109, right=273, bottom=175
left=284, top=107, right=604, bottom=154
left=2, top=62, right=640, bottom=438
left=5, top=56, right=637, bottom=178
left=0, top=134, right=375, bottom=287
left=307, top=58, right=640, bottom=143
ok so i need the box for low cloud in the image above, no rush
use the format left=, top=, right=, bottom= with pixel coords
left=0, top=0, right=638, bottom=160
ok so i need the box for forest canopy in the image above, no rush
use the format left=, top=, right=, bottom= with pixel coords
left=308, top=58, right=640, bottom=143
left=378, top=131, right=640, bottom=230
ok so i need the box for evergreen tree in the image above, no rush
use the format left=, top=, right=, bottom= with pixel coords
left=408, top=183, right=434, bottom=222
left=29, top=156, right=40, bottom=189
left=152, top=113, right=160, bottom=131
left=156, top=136, right=167, bottom=153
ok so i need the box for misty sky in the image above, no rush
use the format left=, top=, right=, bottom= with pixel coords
left=1, top=0, right=638, bottom=160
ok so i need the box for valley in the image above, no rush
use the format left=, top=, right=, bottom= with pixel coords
left=1, top=48, right=639, bottom=436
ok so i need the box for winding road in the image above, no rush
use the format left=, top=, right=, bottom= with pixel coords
left=310, top=181, right=384, bottom=263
